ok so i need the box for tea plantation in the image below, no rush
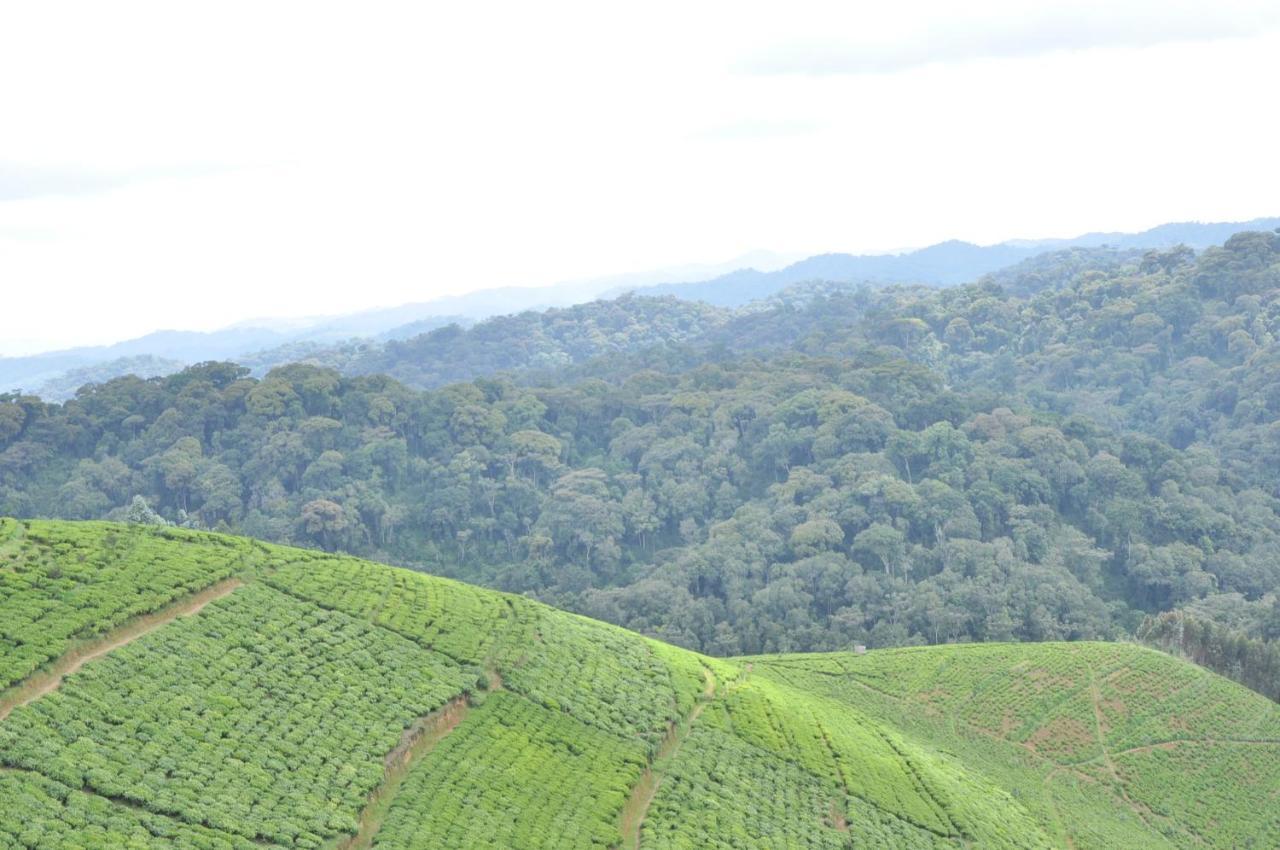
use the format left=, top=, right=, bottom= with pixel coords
left=0, top=519, right=1276, bottom=849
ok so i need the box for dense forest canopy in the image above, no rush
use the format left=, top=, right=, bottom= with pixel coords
left=3, top=231, right=1280, bottom=664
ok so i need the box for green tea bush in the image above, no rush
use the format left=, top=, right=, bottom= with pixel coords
left=643, top=700, right=947, bottom=849
left=263, top=556, right=518, bottom=663
left=0, top=770, right=277, bottom=850
left=0, top=583, right=474, bottom=847
left=499, top=610, right=695, bottom=750
left=0, top=521, right=263, bottom=688
left=372, top=692, right=646, bottom=849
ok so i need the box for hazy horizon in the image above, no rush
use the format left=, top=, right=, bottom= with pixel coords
left=4, top=1, right=1279, bottom=354
left=3, top=214, right=1278, bottom=358
left=0, top=214, right=1263, bottom=358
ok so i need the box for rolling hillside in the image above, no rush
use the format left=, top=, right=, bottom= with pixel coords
left=0, top=518, right=1276, bottom=849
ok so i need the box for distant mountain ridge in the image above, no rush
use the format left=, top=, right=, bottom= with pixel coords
left=4, top=217, right=1275, bottom=398
left=1018, top=217, right=1280, bottom=250
left=620, top=216, right=1280, bottom=306
left=1, top=252, right=793, bottom=398
left=0, top=328, right=295, bottom=399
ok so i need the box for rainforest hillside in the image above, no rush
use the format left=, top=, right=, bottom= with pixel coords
left=0, top=519, right=1276, bottom=849
left=2, top=233, right=1280, bottom=679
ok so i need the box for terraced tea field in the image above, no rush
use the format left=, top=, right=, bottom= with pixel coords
left=0, top=519, right=1275, bottom=849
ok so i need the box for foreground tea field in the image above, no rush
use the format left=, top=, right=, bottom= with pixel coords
left=0, top=519, right=1276, bottom=849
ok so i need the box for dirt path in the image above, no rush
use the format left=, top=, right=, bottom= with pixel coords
left=1087, top=670, right=1120, bottom=785
left=1083, top=666, right=1174, bottom=837
left=815, top=721, right=851, bottom=832
left=0, top=577, right=243, bottom=721
left=329, top=655, right=503, bottom=850
left=1040, top=767, right=1082, bottom=850
left=1106, top=737, right=1280, bottom=759
left=616, top=666, right=718, bottom=850
left=331, top=695, right=471, bottom=850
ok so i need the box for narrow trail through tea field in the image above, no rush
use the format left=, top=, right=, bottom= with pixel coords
left=616, top=665, right=719, bottom=850
left=330, top=628, right=506, bottom=850
left=1085, top=665, right=1167, bottom=834
left=332, top=694, right=472, bottom=850
left=1040, top=766, right=1086, bottom=850
left=0, top=577, right=243, bottom=721
left=1107, top=737, right=1280, bottom=758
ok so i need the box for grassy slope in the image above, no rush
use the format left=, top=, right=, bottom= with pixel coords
left=0, top=518, right=1276, bottom=850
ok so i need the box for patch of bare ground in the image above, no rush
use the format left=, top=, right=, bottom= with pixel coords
left=485, top=666, right=504, bottom=692
left=1022, top=667, right=1080, bottom=694
left=0, top=577, right=243, bottom=721
left=915, top=687, right=950, bottom=717
left=1025, top=716, right=1096, bottom=760
left=827, top=799, right=849, bottom=831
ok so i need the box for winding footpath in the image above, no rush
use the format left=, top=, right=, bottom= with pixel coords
left=0, top=577, right=244, bottom=721
left=616, top=666, right=720, bottom=850
left=331, top=695, right=473, bottom=850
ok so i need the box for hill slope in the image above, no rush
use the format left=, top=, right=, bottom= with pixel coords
left=0, top=519, right=1275, bottom=849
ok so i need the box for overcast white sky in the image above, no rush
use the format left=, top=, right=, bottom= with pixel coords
left=2, top=1, right=1279, bottom=354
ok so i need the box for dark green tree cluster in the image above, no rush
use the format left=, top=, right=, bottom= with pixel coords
left=1139, top=609, right=1280, bottom=702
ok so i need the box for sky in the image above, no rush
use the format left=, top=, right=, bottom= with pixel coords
left=2, top=1, right=1279, bottom=355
